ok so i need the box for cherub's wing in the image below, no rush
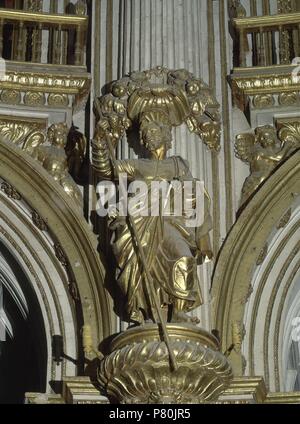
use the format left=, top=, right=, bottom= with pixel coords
left=235, top=133, right=255, bottom=163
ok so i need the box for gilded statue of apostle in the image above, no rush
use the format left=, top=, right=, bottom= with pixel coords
left=93, top=109, right=213, bottom=325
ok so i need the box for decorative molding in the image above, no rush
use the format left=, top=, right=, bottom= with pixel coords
left=48, top=93, right=69, bottom=107
left=0, top=61, right=91, bottom=111
left=278, top=92, right=298, bottom=106
left=273, top=254, right=300, bottom=391
left=277, top=208, right=292, bottom=229
left=232, top=321, right=246, bottom=353
left=257, top=243, right=269, bottom=266
left=1, top=89, right=21, bottom=105
left=32, top=210, right=49, bottom=232
left=54, top=243, right=68, bottom=267
left=253, top=94, right=275, bottom=109
left=24, top=91, right=46, bottom=107
left=240, top=284, right=254, bottom=305
left=1, top=182, right=22, bottom=200
left=230, top=65, right=300, bottom=112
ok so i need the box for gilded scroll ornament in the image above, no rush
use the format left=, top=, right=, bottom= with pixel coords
left=0, top=117, right=46, bottom=153
left=235, top=124, right=299, bottom=206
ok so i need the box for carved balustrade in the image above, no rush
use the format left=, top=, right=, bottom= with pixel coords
left=0, top=7, right=88, bottom=65
left=233, top=12, right=300, bottom=67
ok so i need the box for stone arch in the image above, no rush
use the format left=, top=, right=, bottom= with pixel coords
left=212, top=150, right=300, bottom=391
left=0, top=139, right=112, bottom=394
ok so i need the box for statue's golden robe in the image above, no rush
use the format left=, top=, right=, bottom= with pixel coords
left=94, top=147, right=212, bottom=323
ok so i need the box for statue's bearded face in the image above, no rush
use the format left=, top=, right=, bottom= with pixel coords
left=141, top=122, right=172, bottom=152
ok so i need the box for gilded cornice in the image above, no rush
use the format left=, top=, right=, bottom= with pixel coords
left=0, top=61, right=91, bottom=111
left=230, top=65, right=300, bottom=111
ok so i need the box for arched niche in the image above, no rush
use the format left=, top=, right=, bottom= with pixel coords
left=0, top=241, right=48, bottom=403
left=212, top=150, right=300, bottom=391
left=0, top=139, right=112, bottom=399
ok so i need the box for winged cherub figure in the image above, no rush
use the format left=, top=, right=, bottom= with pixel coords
left=235, top=125, right=293, bottom=206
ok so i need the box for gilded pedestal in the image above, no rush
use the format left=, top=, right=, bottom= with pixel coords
left=98, top=324, right=233, bottom=404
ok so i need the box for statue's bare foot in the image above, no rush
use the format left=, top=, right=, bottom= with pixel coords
left=171, top=311, right=200, bottom=325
